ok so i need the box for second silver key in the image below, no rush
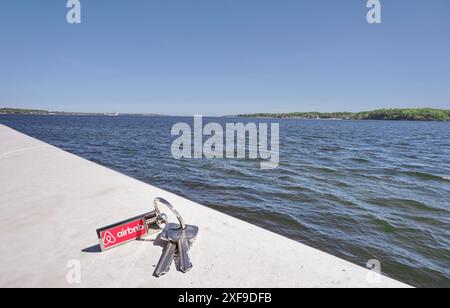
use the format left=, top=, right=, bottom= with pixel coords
left=154, top=224, right=179, bottom=277
left=166, top=226, right=199, bottom=273
left=154, top=241, right=176, bottom=277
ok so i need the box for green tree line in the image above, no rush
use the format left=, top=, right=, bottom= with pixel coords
left=238, top=108, right=450, bottom=121
left=0, top=108, right=50, bottom=115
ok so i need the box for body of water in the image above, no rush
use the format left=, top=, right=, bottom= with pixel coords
left=1, top=115, right=449, bottom=287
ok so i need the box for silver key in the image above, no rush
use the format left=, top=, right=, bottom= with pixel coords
left=154, top=241, right=176, bottom=277
left=154, top=223, right=199, bottom=276
left=166, top=226, right=199, bottom=273
left=154, top=224, right=179, bottom=277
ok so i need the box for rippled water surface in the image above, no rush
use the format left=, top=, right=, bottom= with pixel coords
left=1, top=115, right=449, bottom=287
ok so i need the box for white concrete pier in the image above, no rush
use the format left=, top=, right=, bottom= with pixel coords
left=0, top=124, right=410, bottom=288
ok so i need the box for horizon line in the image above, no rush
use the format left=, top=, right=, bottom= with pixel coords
left=1, top=106, right=449, bottom=118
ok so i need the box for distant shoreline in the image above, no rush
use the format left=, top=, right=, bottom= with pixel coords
left=0, top=108, right=165, bottom=117
left=237, top=108, right=450, bottom=122
left=1, top=107, right=449, bottom=121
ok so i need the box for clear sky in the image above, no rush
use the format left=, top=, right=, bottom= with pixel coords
left=1, top=0, right=449, bottom=115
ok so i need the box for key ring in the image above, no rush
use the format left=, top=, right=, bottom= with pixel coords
left=154, top=197, right=186, bottom=230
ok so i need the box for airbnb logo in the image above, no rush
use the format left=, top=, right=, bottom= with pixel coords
left=98, top=218, right=148, bottom=250
left=102, top=231, right=116, bottom=246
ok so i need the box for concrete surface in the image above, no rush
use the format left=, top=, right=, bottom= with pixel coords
left=0, top=124, right=411, bottom=288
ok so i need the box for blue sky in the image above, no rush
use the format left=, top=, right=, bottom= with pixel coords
left=0, top=0, right=449, bottom=115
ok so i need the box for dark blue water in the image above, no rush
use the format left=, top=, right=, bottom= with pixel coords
left=1, top=115, right=449, bottom=287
